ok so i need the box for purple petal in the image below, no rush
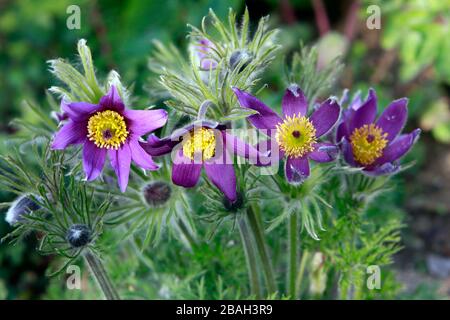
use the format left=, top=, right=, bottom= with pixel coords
left=204, top=161, right=237, bottom=202
left=342, top=138, right=356, bottom=166
left=349, top=88, right=377, bottom=133
left=285, top=156, right=310, bottom=184
left=281, top=84, right=308, bottom=118
left=62, top=100, right=99, bottom=122
left=109, top=143, right=132, bottom=192
left=376, top=98, right=408, bottom=142
left=336, top=121, right=348, bottom=143
left=232, top=87, right=282, bottom=130
left=126, top=109, right=168, bottom=136
left=310, top=98, right=341, bottom=137
left=82, top=141, right=107, bottom=181
left=172, top=149, right=202, bottom=188
left=375, top=129, right=421, bottom=165
left=364, top=162, right=400, bottom=176
left=253, top=138, right=283, bottom=166
left=51, top=120, right=87, bottom=150
left=140, top=134, right=177, bottom=157
left=223, top=132, right=267, bottom=164
left=308, top=143, right=338, bottom=163
left=129, top=139, right=159, bottom=170
left=99, top=85, right=125, bottom=113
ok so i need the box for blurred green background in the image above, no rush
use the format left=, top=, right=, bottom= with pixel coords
left=1, top=0, right=449, bottom=299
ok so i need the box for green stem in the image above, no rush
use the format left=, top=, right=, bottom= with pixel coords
left=177, top=218, right=197, bottom=250
left=295, top=250, right=309, bottom=298
left=288, top=213, right=298, bottom=299
left=247, top=206, right=277, bottom=295
left=84, top=250, right=120, bottom=300
left=238, top=217, right=262, bottom=299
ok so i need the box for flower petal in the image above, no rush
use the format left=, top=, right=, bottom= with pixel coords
left=376, top=129, right=421, bottom=165
left=140, top=134, right=177, bottom=156
left=310, top=98, right=341, bottom=137
left=282, top=84, right=308, bottom=118
left=204, top=160, right=237, bottom=202
left=223, top=132, right=267, bottom=164
left=126, top=109, right=168, bottom=136
left=109, top=143, right=132, bottom=192
left=62, top=100, right=99, bottom=122
left=232, top=87, right=282, bottom=130
left=129, top=139, right=159, bottom=170
left=99, top=85, right=125, bottom=113
left=342, top=138, right=356, bottom=166
left=308, top=143, right=338, bottom=163
left=172, top=149, right=202, bottom=188
left=364, top=162, right=400, bottom=176
left=349, top=88, right=377, bottom=133
left=82, top=141, right=107, bottom=181
left=285, top=156, right=310, bottom=184
left=376, top=98, right=408, bottom=142
left=51, top=120, right=87, bottom=150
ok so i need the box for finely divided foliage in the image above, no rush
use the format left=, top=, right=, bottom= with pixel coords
left=0, top=8, right=419, bottom=300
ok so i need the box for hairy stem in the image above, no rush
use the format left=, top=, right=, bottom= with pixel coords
left=247, top=206, right=277, bottom=295
left=296, top=249, right=309, bottom=298
left=288, top=212, right=298, bottom=299
left=84, top=250, right=120, bottom=300
left=238, top=216, right=262, bottom=298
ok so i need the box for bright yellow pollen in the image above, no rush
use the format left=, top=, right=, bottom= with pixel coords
left=350, top=124, right=388, bottom=166
left=276, top=115, right=317, bottom=158
left=182, top=128, right=216, bottom=161
left=87, top=110, right=129, bottom=149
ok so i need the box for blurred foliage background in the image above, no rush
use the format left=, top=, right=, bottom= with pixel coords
left=0, top=0, right=449, bottom=299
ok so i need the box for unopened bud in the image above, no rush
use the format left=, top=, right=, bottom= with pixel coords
left=5, top=195, right=41, bottom=226
left=66, top=224, right=92, bottom=248
left=143, top=181, right=172, bottom=207
left=229, top=50, right=253, bottom=72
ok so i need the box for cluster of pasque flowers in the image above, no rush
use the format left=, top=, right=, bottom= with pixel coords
left=45, top=35, right=419, bottom=208
left=51, top=79, right=420, bottom=205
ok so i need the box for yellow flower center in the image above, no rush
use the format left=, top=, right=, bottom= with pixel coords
left=275, top=115, right=317, bottom=158
left=182, top=128, right=216, bottom=161
left=87, top=110, right=129, bottom=149
left=350, top=124, right=388, bottom=166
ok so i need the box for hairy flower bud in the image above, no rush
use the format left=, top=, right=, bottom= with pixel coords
left=222, top=192, right=244, bottom=213
left=66, top=224, right=92, bottom=248
left=5, top=195, right=41, bottom=226
left=229, top=50, right=253, bottom=72
left=143, top=181, right=172, bottom=207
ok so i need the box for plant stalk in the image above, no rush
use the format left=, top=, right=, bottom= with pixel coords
left=84, top=250, right=120, bottom=300
left=247, top=206, right=277, bottom=295
left=288, top=212, right=298, bottom=299
left=238, top=216, right=262, bottom=298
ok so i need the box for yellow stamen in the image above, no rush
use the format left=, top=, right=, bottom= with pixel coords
left=87, top=110, right=128, bottom=149
left=350, top=124, right=388, bottom=165
left=182, top=128, right=216, bottom=161
left=276, top=115, right=317, bottom=158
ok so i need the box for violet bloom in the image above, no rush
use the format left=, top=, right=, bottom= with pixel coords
left=233, top=85, right=340, bottom=184
left=51, top=86, right=168, bottom=192
left=197, top=38, right=217, bottom=70
left=141, top=120, right=262, bottom=202
left=336, top=89, right=421, bottom=175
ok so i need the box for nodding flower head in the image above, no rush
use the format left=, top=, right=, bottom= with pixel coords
left=143, top=181, right=172, bottom=207
left=222, top=192, right=244, bottom=213
left=66, top=224, right=92, bottom=248
left=229, top=50, right=253, bottom=72
left=5, top=195, right=41, bottom=226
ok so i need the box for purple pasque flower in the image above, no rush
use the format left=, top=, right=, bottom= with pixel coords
left=196, top=38, right=218, bottom=70
left=233, top=85, right=341, bottom=184
left=336, top=88, right=421, bottom=176
left=51, top=85, right=168, bottom=192
left=140, top=120, right=263, bottom=202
